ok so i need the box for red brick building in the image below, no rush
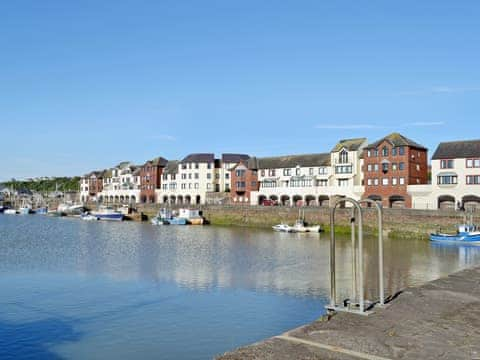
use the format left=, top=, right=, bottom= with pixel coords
left=230, top=159, right=259, bottom=204
left=139, top=157, right=168, bottom=203
left=88, top=171, right=104, bottom=197
left=362, top=133, right=428, bottom=208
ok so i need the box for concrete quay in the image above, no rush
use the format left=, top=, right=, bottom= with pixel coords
left=217, top=265, right=480, bottom=360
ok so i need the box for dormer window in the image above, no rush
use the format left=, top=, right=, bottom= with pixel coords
left=339, top=149, right=349, bottom=164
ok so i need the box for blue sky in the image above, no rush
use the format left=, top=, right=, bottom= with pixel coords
left=1, top=1, right=479, bottom=180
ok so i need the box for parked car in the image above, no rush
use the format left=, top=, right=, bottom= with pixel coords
left=262, top=199, right=278, bottom=206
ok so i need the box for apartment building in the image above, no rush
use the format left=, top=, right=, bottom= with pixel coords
left=139, top=156, right=168, bottom=203
left=99, top=162, right=141, bottom=204
left=230, top=159, right=259, bottom=204
left=409, top=139, right=480, bottom=210
left=363, top=133, right=428, bottom=208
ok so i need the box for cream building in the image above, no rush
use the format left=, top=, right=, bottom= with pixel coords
left=250, top=138, right=367, bottom=206
left=409, top=140, right=480, bottom=210
left=99, top=162, right=141, bottom=204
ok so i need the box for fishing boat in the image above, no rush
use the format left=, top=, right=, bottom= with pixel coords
left=90, top=206, right=124, bottom=221
left=430, top=223, right=480, bottom=243
left=151, top=208, right=187, bottom=225
left=177, top=208, right=205, bottom=225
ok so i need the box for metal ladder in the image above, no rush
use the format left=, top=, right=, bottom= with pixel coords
left=326, top=197, right=385, bottom=315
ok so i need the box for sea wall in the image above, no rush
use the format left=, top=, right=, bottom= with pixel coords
left=133, top=204, right=474, bottom=239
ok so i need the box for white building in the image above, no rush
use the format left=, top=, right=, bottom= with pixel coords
left=250, top=138, right=367, bottom=206
left=409, top=140, right=480, bottom=210
left=155, top=153, right=250, bottom=205
left=99, top=162, right=141, bottom=204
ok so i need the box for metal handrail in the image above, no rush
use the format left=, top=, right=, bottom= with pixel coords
left=329, top=197, right=385, bottom=314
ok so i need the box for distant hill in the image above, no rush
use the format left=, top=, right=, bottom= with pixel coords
left=2, top=177, right=80, bottom=193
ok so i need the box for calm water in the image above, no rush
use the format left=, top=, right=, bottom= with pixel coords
left=1, top=215, right=480, bottom=359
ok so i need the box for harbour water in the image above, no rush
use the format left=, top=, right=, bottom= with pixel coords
left=1, top=215, right=480, bottom=359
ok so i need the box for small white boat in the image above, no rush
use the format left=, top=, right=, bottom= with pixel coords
left=290, top=219, right=322, bottom=233
left=272, top=223, right=294, bottom=232
left=81, top=213, right=99, bottom=221
left=178, top=208, right=205, bottom=225
left=19, top=206, right=33, bottom=215
left=4, top=209, right=18, bottom=215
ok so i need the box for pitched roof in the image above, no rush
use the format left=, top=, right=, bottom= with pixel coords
left=251, top=153, right=331, bottom=169
left=364, top=133, right=427, bottom=150
left=221, top=153, right=250, bottom=163
left=145, top=156, right=168, bottom=167
left=432, top=139, right=480, bottom=160
left=331, top=138, right=367, bottom=152
left=181, top=153, right=215, bottom=163
left=164, top=160, right=179, bottom=174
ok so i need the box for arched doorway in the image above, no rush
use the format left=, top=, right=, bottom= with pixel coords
left=131, top=196, right=136, bottom=204
left=305, top=195, right=316, bottom=206
left=185, top=195, right=191, bottom=205
left=318, top=195, right=329, bottom=207
left=195, top=195, right=201, bottom=205
left=293, top=195, right=303, bottom=207
left=280, top=195, right=290, bottom=206
left=258, top=195, right=267, bottom=205
left=177, top=195, right=183, bottom=204
left=462, top=195, right=480, bottom=210
left=389, top=195, right=406, bottom=208
left=438, top=195, right=455, bottom=210
left=367, top=195, right=382, bottom=207
left=170, top=195, right=176, bottom=204
left=163, top=196, right=168, bottom=204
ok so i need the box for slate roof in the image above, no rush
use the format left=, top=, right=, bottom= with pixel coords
left=221, top=153, right=250, bottom=163
left=181, top=153, right=215, bottom=163
left=164, top=160, right=180, bottom=174
left=331, top=138, right=367, bottom=152
left=364, top=133, right=427, bottom=150
left=249, top=153, right=331, bottom=169
left=432, top=139, right=480, bottom=160
left=145, top=156, right=168, bottom=167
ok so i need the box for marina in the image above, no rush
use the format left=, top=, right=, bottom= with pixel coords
left=2, top=214, right=480, bottom=358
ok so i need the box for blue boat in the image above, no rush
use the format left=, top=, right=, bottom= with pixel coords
left=151, top=208, right=187, bottom=225
left=34, top=207, right=48, bottom=215
left=430, top=223, right=480, bottom=243
left=91, top=206, right=124, bottom=221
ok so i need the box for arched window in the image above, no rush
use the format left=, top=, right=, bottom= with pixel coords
left=339, top=149, right=349, bottom=164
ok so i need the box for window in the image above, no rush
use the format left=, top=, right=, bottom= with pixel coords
left=309, top=168, right=314, bottom=175
left=317, top=179, right=328, bottom=186
left=335, top=165, right=353, bottom=174
left=225, top=173, right=229, bottom=179
left=194, top=173, right=199, bottom=179
left=441, top=159, right=454, bottom=169
left=399, top=177, right=405, bottom=185
left=392, top=177, right=398, bottom=185
left=374, top=164, right=379, bottom=172
left=374, top=178, right=379, bottom=186
left=181, top=174, right=187, bottom=179
left=339, top=150, right=349, bottom=164
left=236, top=181, right=246, bottom=188
left=295, top=167, right=300, bottom=175
left=194, top=183, right=199, bottom=189
left=207, top=183, right=211, bottom=189
left=207, top=173, right=211, bottom=179
left=283, top=169, right=291, bottom=176
left=382, top=162, right=389, bottom=173
left=391, top=147, right=397, bottom=156
left=195, top=163, right=199, bottom=169
left=367, top=179, right=372, bottom=186
left=367, top=164, right=372, bottom=171
left=416, top=164, right=420, bottom=171
left=268, top=169, right=276, bottom=176
left=373, top=149, right=378, bottom=157
left=181, top=164, right=187, bottom=170
left=367, top=150, right=371, bottom=157
left=251, top=181, right=257, bottom=187
left=392, top=163, right=397, bottom=171
left=399, top=162, right=405, bottom=170
left=181, top=184, right=186, bottom=189
left=236, top=169, right=246, bottom=177
left=438, top=175, right=458, bottom=185
left=189, top=183, right=192, bottom=189
left=382, top=178, right=389, bottom=185
left=466, top=175, right=480, bottom=184
left=188, top=173, right=192, bottom=179
left=466, top=159, right=480, bottom=168
left=261, top=170, right=265, bottom=176
left=207, top=163, right=212, bottom=169
left=398, top=146, right=405, bottom=155
left=318, top=167, right=327, bottom=175
left=337, top=179, right=349, bottom=187
left=382, top=146, right=388, bottom=157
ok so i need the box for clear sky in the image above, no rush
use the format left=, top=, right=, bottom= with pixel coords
left=1, top=1, right=479, bottom=180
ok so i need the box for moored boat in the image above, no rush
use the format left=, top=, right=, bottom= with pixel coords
left=90, top=206, right=124, bottom=221
left=177, top=208, right=205, bottom=225
left=272, top=223, right=294, bottom=232
left=4, top=209, right=18, bottom=215
left=34, top=207, right=48, bottom=215
left=81, top=213, right=99, bottom=221
left=151, top=208, right=187, bottom=225
left=19, top=206, right=34, bottom=215
left=430, top=223, right=480, bottom=243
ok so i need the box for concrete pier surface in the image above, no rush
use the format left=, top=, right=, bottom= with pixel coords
left=217, top=266, right=480, bottom=360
